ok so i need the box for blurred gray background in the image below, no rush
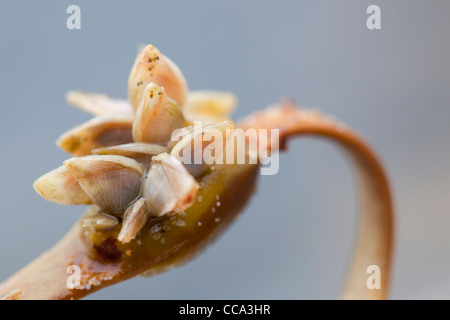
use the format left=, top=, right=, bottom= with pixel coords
left=0, top=0, right=449, bottom=299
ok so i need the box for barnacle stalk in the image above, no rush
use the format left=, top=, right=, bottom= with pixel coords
left=0, top=44, right=393, bottom=300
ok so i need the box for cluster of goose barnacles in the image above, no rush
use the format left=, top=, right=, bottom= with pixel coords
left=34, top=44, right=239, bottom=244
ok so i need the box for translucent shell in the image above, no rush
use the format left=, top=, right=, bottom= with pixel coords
left=64, top=155, right=145, bottom=217
left=132, top=83, right=185, bottom=144
left=118, top=198, right=149, bottom=244
left=183, top=91, right=237, bottom=123
left=57, top=115, right=134, bottom=156
left=66, top=91, right=134, bottom=116
left=142, top=153, right=198, bottom=217
left=82, top=210, right=120, bottom=230
left=33, top=165, right=92, bottom=205
left=92, top=143, right=168, bottom=168
left=128, top=44, right=187, bottom=111
left=170, top=121, right=235, bottom=177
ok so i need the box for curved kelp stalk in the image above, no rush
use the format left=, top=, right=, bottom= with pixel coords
left=239, top=102, right=394, bottom=300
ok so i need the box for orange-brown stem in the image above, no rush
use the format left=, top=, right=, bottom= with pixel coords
left=239, top=103, right=394, bottom=299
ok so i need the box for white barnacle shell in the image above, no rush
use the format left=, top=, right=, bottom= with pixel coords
left=33, top=165, right=92, bottom=205
left=132, top=83, right=185, bottom=144
left=66, top=91, right=134, bottom=116
left=118, top=198, right=149, bottom=244
left=170, top=120, right=235, bottom=177
left=128, top=44, right=187, bottom=111
left=92, top=143, right=168, bottom=168
left=183, top=90, right=237, bottom=122
left=64, top=155, right=145, bottom=217
left=57, top=115, right=134, bottom=156
left=82, top=209, right=120, bottom=230
left=142, top=153, right=198, bottom=217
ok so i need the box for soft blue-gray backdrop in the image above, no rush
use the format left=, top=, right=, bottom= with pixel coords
left=1, top=0, right=449, bottom=299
